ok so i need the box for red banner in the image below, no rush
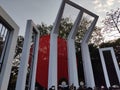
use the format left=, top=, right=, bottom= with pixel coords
left=36, top=35, right=68, bottom=88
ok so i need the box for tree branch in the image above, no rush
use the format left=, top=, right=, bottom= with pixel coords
left=111, top=15, right=120, bottom=33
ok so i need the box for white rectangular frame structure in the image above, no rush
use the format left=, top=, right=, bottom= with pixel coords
left=48, top=0, right=98, bottom=89
left=16, top=20, right=39, bottom=90
left=99, top=47, right=120, bottom=87
left=0, top=6, right=19, bottom=90
left=67, top=0, right=98, bottom=88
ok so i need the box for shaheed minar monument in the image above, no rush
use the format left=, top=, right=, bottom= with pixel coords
left=35, top=0, right=99, bottom=89
left=0, top=0, right=120, bottom=90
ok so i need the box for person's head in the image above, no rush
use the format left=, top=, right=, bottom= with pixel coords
left=51, top=86, right=55, bottom=90
left=87, top=87, right=92, bottom=90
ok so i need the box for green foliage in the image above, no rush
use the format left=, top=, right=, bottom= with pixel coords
left=37, top=17, right=104, bottom=49
left=37, top=23, right=52, bottom=36
left=14, top=36, right=24, bottom=59
left=90, top=26, right=104, bottom=46
left=8, top=36, right=24, bottom=89
left=75, top=17, right=91, bottom=43
left=58, top=17, right=73, bottom=39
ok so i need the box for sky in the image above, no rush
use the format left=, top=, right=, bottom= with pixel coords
left=0, top=0, right=120, bottom=40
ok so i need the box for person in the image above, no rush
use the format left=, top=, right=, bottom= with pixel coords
left=49, top=86, right=55, bottom=90
left=69, top=83, right=76, bottom=90
left=58, top=86, right=62, bottom=90
left=87, top=87, right=92, bottom=90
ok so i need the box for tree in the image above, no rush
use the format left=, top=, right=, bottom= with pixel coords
left=37, top=17, right=104, bottom=48
left=58, top=17, right=73, bottom=39
left=37, top=23, right=52, bottom=36
left=90, top=26, right=104, bottom=46
left=102, top=8, right=120, bottom=33
left=8, top=36, right=24, bottom=89
left=13, top=36, right=24, bottom=66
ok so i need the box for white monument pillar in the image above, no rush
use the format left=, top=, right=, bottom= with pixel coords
left=48, top=0, right=66, bottom=90
left=16, top=20, right=39, bottom=90
left=0, top=6, right=19, bottom=90
left=81, top=43, right=95, bottom=88
left=99, top=47, right=120, bottom=87
left=48, top=33, right=58, bottom=90
left=67, top=12, right=83, bottom=88
left=16, top=20, right=33, bottom=90
left=99, top=48, right=110, bottom=88
left=81, top=18, right=98, bottom=88
left=30, top=26, right=40, bottom=90
left=111, top=48, right=120, bottom=83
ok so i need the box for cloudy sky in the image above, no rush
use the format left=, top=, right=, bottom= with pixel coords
left=73, top=0, right=120, bottom=21
left=0, top=0, right=120, bottom=38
